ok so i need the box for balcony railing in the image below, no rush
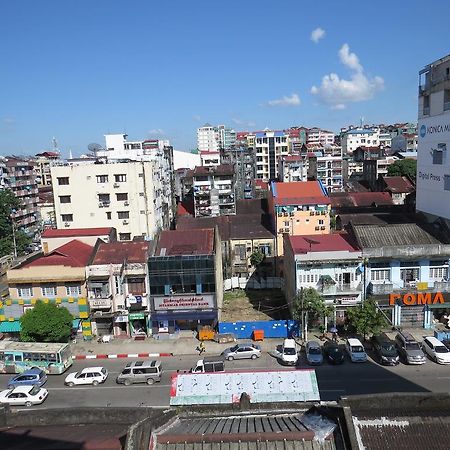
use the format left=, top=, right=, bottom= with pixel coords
left=318, top=283, right=362, bottom=295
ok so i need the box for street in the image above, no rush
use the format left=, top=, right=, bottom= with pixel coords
left=1, top=351, right=449, bottom=410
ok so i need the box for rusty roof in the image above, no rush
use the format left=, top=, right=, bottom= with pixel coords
left=42, top=227, right=114, bottom=238
left=193, top=164, right=234, bottom=176
left=382, top=176, right=415, bottom=193
left=330, top=192, right=394, bottom=208
left=92, top=241, right=150, bottom=265
left=155, top=229, right=215, bottom=256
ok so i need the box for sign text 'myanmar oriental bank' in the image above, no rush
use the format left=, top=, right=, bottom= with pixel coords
left=153, top=294, right=214, bottom=310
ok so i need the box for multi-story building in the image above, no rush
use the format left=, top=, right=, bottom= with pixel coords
left=0, top=157, right=7, bottom=189
left=200, top=150, right=221, bottom=167
left=278, top=155, right=308, bottom=183
left=341, top=128, right=380, bottom=154
left=308, top=153, right=344, bottom=192
left=197, top=124, right=236, bottom=152
left=5, top=158, right=40, bottom=235
left=192, top=165, right=236, bottom=217
left=362, top=156, right=397, bottom=190
left=307, top=127, right=335, bottom=146
left=391, top=133, right=418, bottom=152
left=417, top=54, right=450, bottom=221
left=217, top=124, right=236, bottom=150
left=148, top=228, right=223, bottom=336
left=51, top=160, right=171, bottom=241
left=255, top=130, right=290, bottom=181
left=284, top=233, right=363, bottom=323
left=86, top=241, right=151, bottom=338
left=34, top=152, right=61, bottom=186
left=268, top=181, right=331, bottom=262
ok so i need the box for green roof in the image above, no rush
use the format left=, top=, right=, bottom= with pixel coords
left=0, top=321, right=21, bottom=333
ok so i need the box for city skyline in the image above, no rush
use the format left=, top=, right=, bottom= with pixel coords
left=1, top=0, right=449, bottom=156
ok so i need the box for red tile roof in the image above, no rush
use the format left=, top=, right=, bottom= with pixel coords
left=23, top=240, right=94, bottom=267
left=283, top=155, right=302, bottom=162
left=382, top=176, right=415, bottom=193
left=92, top=241, right=150, bottom=265
left=176, top=199, right=194, bottom=217
left=330, top=192, right=394, bottom=208
left=255, top=180, right=268, bottom=190
left=289, top=233, right=360, bottom=254
left=272, top=181, right=330, bottom=206
left=42, top=228, right=113, bottom=238
left=155, top=229, right=215, bottom=256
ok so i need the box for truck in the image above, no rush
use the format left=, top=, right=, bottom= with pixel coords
left=191, top=356, right=225, bottom=373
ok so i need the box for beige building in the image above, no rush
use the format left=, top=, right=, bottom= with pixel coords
left=51, top=161, right=172, bottom=241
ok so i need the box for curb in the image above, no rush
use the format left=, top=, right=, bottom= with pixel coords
left=74, top=352, right=174, bottom=360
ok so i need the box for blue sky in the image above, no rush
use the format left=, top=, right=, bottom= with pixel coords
left=1, top=0, right=449, bottom=156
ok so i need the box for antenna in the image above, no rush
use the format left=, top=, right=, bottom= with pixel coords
left=52, top=137, right=59, bottom=152
left=87, top=143, right=104, bottom=157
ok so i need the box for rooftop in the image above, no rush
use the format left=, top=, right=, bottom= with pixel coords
left=330, top=192, right=394, bottom=208
left=193, top=164, right=234, bottom=177
left=92, top=241, right=150, bottom=265
left=155, top=229, right=215, bottom=256
left=382, top=176, right=415, bottom=193
left=289, top=233, right=359, bottom=254
left=271, top=181, right=330, bottom=206
left=41, top=227, right=114, bottom=238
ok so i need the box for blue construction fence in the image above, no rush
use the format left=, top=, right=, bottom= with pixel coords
left=435, top=330, right=450, bottom=341
left=218, top=320, right=301, bottom=339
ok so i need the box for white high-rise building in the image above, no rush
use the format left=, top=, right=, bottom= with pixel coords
left=417, top=54, right=450, bottom=221
left=197, top=124, right=236, bottom=152
left=341, top=127, right=380, bottom=154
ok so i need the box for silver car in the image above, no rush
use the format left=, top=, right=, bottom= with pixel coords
left=305, top=341, right=323, bottom=365
left=222, top=343, right=261, bottom=361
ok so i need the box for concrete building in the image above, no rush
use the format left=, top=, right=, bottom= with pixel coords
left=341, top=127, right=380, bottom=154
left=306, top=127, right=335, bottom=146
left=200, top=150, right=221, bottom=167
left=197, top=124, right=235, bottom=152
left=278, top=155, right=308, bottom=183
left=51, top=161, right=171, bottom=241
left=34, top=152, right=61, bottom=186
left=307, top=153, right=344, bottom=192
left=254, top=130, right=290, bottom=181
left=148, top=228, right=223, bottom=336
left=391, top=133, right=418, bottom=152
left=378, top=175, right=415, bottom=205
left=417, top=54, right=450, bottom=221
left=268, top=181, right=331, bottom=260
left=192, top=165, right=235, bottom=217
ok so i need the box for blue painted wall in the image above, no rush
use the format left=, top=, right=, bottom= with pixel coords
left=219, top=320, right=300, bottom=339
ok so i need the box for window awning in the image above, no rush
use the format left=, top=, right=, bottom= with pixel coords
left=0, top=321, right=21, bottom=333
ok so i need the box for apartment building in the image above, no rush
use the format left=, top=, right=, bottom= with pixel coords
left=197, top=124, right=236, bottom=152
left=51, top=160, right=171, bottom=241
left=268, top=181, right=331, bottom=259
left=341, top=128, right=380, bottom=154
left=278, top=155, right=308, bottom=182
left=255, top=130, right=290, bottom=181
left=307, top=127, right=335, bottom=146
left=192, top=165, right=235, bottom=217
left=417, top=54, right=450, bottom=221
left=34, top=152, right=61, bottom=186
left=308, top=153, right=344, bottom=192
left=200, top=150, right=221, bottom=167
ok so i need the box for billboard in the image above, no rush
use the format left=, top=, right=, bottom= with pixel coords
left=416, top=116, right=450, bottom=219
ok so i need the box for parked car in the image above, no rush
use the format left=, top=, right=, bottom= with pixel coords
left=305, top=341, right=323, bottom=365
left=64, top=367, right=108, bottom=387
left=7, top=368, right=47, bottom=388
left=422, top=336, right=450, bottom=364
left=191, top=356, right=225, bottom=373
left=116, top=360, right=162, bottom=385
left=280, top=338, right=298, bottom=365
left=0, top=385, right=48, bottom=407
left=323, top=341, right=345, bottom=365
left=371, top=333, right=399, bottom=365
left=345, top=338, right=368, bottom=363
left=394, top=331, right=426, bottom=365
left=222, top=343, right=261, bottom=361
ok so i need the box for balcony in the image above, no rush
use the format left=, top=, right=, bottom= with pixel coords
left=319, top=283, right=362, bottom=296
left=434, top=281, right=450, bottom=291
left=369, top=282, right=394, bottom=295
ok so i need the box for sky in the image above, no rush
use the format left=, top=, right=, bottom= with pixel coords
left=1, top=0, right=450, bottom=157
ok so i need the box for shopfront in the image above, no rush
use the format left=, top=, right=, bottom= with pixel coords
left=128, top=312, right=149, bottom=336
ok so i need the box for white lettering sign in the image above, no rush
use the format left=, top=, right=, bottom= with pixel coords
left=153, top=295, right=214, bottom=310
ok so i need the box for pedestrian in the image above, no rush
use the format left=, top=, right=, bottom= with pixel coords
left=198, top=341, right=205, bottom=355
left=332, top=331, right=338, bottom=343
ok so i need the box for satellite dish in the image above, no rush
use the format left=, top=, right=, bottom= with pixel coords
left=87, top=143, right=104, bottom=156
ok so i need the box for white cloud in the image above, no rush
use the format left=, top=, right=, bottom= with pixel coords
left=231, top=118, right=256, bottom=127
left=148, top=128, right=164, bottom=135
left=267, top=93, right=301, bottom=107
left=311, top=44, right=384, bottom=109
left=311, top=27, right=325, bottom=43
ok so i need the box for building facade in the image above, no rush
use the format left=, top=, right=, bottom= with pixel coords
left=278, top=155, right=308, bottom=183
left=307, top=127, right=335, bottom=146
left=341, top=128, right=380, bottom=154
left=254, top=131, right=290, bottom=181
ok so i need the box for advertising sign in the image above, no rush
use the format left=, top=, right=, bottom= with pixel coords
left=153, top=294, right=214, bottom=310
left=389, top=292, right=444, bottom=306
left=417, top=116, right=450, bottom=219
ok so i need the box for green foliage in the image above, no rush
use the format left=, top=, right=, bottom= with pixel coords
left=387, top=159, right=417, bottom=180
left=0, top=189, right=31, bottom=257
left=249, top=249, right=265, bottom=268
left=346, top=299, right=387, bottom=340
left=293, top=287, right=333, bottom=322
left=20, top=301, right=73, bottom=343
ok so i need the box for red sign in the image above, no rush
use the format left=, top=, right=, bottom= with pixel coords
left=389, top=292, right=444, bottom=306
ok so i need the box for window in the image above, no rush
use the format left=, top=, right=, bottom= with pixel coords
left=57, top=177, right=69, bottom=185
left=61, top=214, right=73, bottom=222
left=66, top=285, right=82, bottom=296
left=400, top=268, right=419, bottom=282
left=114, top=276, right=122, bottom=295
left=430, top=267, right=448, bottom=279
left=445, top=175, right=450, bottom=191
left=96, top=175, right=108, bottom=183
left=318, top=219, right=324, bottom=225
left=59, top=195, right=71, bottom=203
left=98, top=194, right=110, bottom=202
left=259, top=244, right=271, bottom=256
left=106, top=212, right=112, bottom=220
left=432, top=144, right=446, bottom=165
left=116, top=193, right=128, bottom=201
left=118, top=211, right=129, bottom=219
left=127, top=278, right=145, bottom=295
left=41, top=284, right=56, bottom=297
left=119, top=233, right=131, bottom=241
left=114, top=174, right=127, bottom=182
left=371, top=269, right=391, bottom=281
left=235, top=244, right=246, bottom=260
left=18, top=286, right=32, bottom=298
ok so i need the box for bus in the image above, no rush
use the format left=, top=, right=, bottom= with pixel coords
left=0, top=342, right=73, bottom=375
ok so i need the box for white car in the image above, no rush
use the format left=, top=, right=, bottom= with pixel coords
left=65, top=366, right=108, bottom=387
left=280, top=338, right=298, bottom=365
left=422, top=336, right=450, bottom=364
left=345, top=338, right=368, bottom=363
left=0, top=385, right=48, bottom=407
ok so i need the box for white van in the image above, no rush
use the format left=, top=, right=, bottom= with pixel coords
left=422, top=336, right=450, bottom=364
left=280, top=338, right=298, bottom=365
left=345, top=338, right=368, bottom=363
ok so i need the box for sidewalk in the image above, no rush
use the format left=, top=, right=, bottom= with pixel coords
left=71, top=336, right=283, bottom=360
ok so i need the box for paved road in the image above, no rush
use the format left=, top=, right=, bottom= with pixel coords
left=1, top=352, right=449, bottom=410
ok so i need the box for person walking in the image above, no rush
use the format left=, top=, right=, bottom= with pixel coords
left=197, top=341, right=206, bottom=355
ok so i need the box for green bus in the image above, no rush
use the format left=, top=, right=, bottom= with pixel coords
left=0, top=341, right=73, bottom=374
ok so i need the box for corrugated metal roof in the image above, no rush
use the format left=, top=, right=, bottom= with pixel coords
left=156, top=229, right=215, bottom=256
left=41, top=227, right=113, bottom=238
left=92, top=241, right=150, bottom=265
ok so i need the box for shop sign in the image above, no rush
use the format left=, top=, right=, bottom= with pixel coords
left=114, top=315, right=128, bottom=323
left=389, top=292, right=444, bottom=306
left=89, top=298, right=111, bottom=308
left=154, top=294, right=214, bottom=311
left=128, top=313, right=146, bottom=320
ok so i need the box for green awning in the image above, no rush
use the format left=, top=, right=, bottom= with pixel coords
left=427, top=302, right=450, bottom=309
left=0, top=321, right=21, bottom=333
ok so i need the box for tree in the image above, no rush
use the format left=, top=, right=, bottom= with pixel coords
left=20, top=301, right=73, bottom=343
left=249, top=249, right=265, bottom=269
left=346, top=299, right=388, bottom=341
left=387, top=159, right=417, bottom=180
left=293, top=287, right=333, bottom=324
left=0, top=189, right=31, bottom=257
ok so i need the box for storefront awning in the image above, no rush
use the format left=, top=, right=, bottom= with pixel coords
left=72, top=319, right=81, bottom=329
left=0, top=321, right=21, bottom=333
left=427, top=302, right=450, bottom=309
left=150, top=311, right=217, bottom=321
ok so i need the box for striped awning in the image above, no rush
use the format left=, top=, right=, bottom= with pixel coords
left=0, top=321, right=21, bottom=333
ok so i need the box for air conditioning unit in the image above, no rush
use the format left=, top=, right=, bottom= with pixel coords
left=122, top=220, right=129, bottom=225
left=64, top=222, right=70, bottom=227
left=321, top=211, right=326, bottom=215
left=113, top=183, right=120, bottom=188
left=124, top=201, right=129, bottom=206
left=315, top=211, right=320, bottom=215
left=116, top=305, right=125, bottom=310
left=310, top=211, right=315, bottom=216
left=320, top=226, right=326, bottom=230
left=98, top=202, right=104, bottom=208
left=315, top=226, right=320, bottom=230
